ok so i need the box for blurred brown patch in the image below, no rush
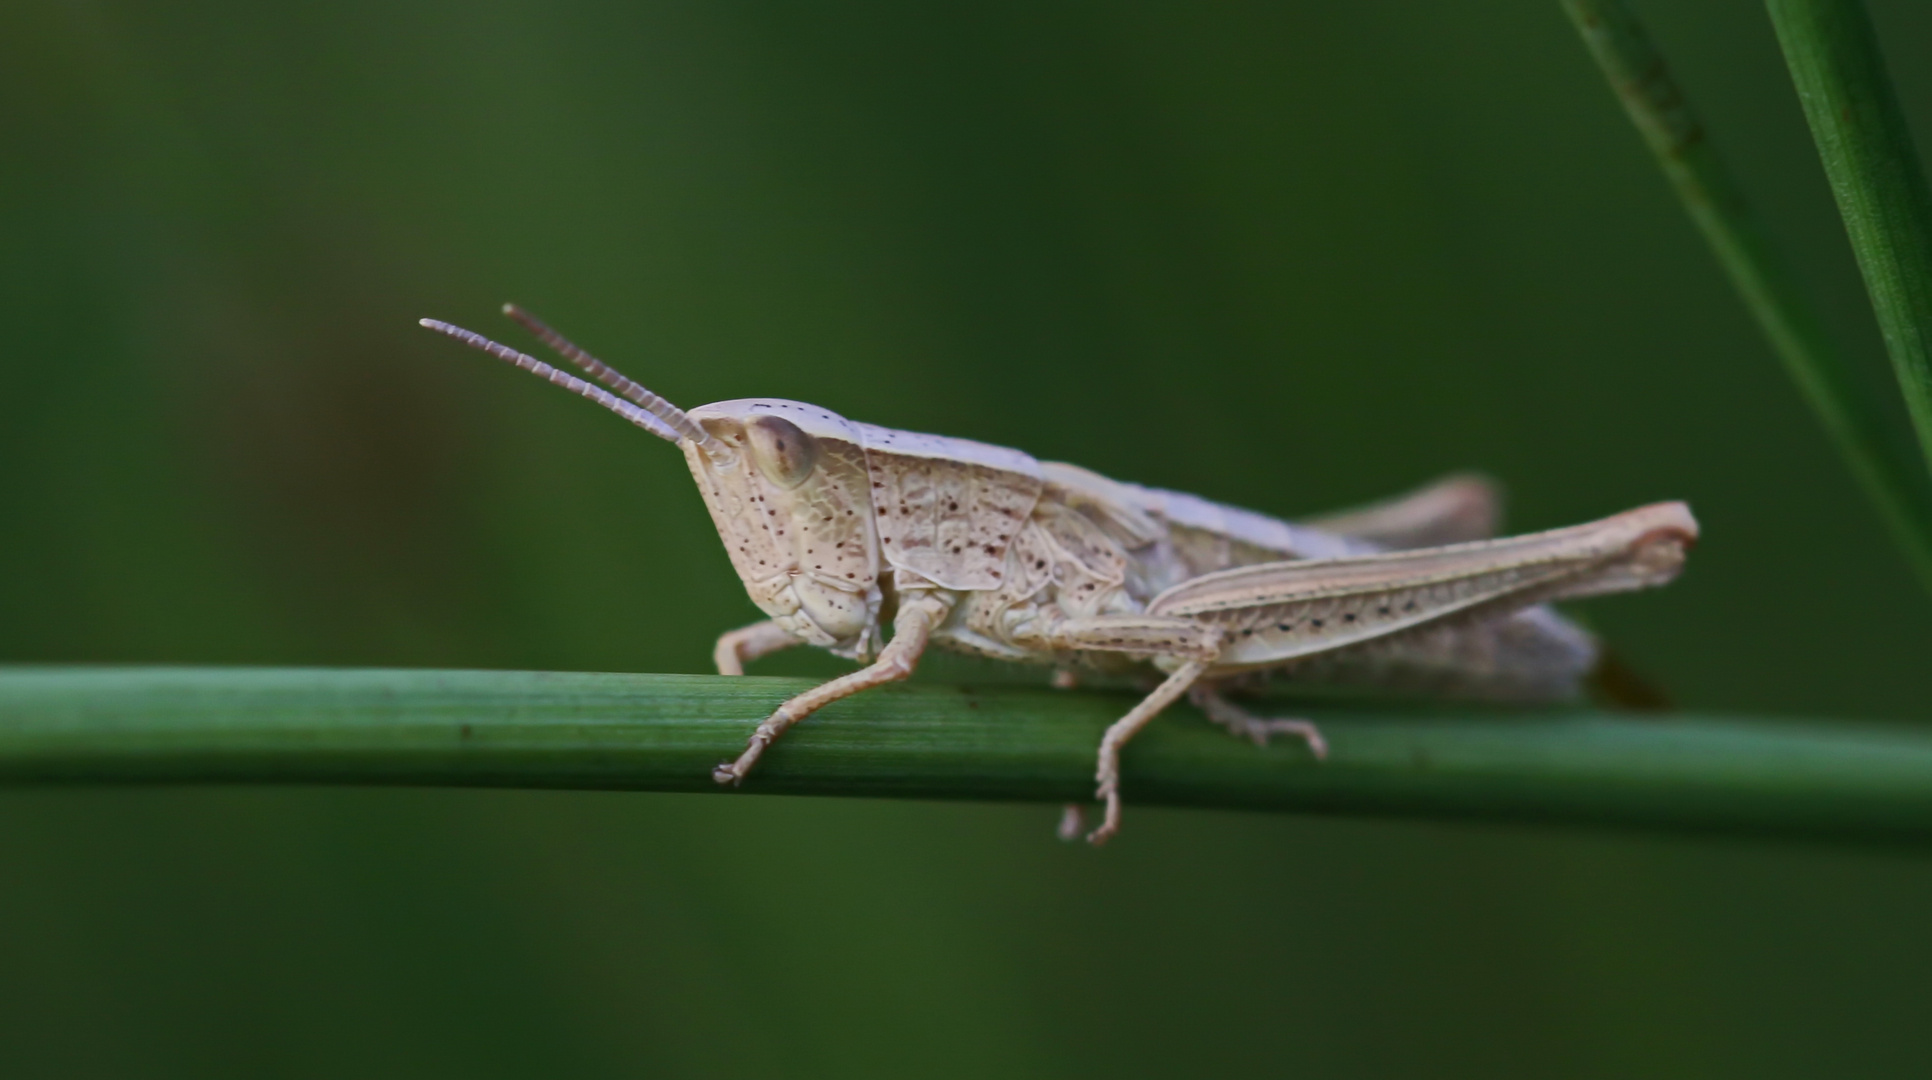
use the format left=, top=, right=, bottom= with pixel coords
left=147, top=215, right=494, bottom=663
left=1588, top=646, right=1674, bottom=712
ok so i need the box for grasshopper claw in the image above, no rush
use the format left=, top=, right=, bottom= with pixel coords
left=715, top=732, right=772, bottom=786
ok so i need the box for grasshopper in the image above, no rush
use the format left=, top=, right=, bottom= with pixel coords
left=422, top=307, right=1697, bottom=844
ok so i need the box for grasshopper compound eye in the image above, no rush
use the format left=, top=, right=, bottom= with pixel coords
left=747, top=415, right=819, bottom=489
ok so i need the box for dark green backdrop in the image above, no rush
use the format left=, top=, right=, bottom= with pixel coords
left=5, top=0, right=1932, bottom=1075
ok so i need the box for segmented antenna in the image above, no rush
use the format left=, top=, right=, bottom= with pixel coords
left=500, top=304, right=712, bottom=448
left=419, top=319, right=686, bottom=444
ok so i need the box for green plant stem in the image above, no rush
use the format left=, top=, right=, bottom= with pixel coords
left=1768, top=0, right=1932, bottom=489
left=6, top=666, right=1932, bottom=843
left=1563, top=0, right=1932, bottom=592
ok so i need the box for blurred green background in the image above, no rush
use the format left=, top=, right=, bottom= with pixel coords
left=6, top=0, right=1932, bottom=1075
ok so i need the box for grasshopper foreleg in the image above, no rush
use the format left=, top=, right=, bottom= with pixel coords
left=712, top=591, right=953, bottom=786
left=713, top=619, right=803, bottom=676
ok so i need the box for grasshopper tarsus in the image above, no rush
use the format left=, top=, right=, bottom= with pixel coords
left=1192, top=687, right=1329, bottom=757
left=424, top=310, right=1698, bottom=843
left=718, top=724, right=782, bottom=784
left=1087, top=783, right=1124, bottom=846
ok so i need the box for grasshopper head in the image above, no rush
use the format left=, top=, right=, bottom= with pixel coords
left=682, top=399, right=883, bottom=658
left=420, top=309, right=884, bottom=659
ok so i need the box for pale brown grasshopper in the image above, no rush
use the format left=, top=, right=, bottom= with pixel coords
left=423, top=307, right=1697, bottom=843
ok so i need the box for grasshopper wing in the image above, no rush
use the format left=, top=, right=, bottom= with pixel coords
left=1301, top=473, right=1502, bottom=549
left=1147, top=502, right=1695, bottom=669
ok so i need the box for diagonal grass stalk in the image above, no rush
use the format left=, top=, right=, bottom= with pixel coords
left=1563, top=0, right=1932, bottom=592
left=1767, top=0, right=1932, bottom=490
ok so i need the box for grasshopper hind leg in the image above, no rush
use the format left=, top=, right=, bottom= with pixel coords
left=1189, top=685, right=1329, bottom=759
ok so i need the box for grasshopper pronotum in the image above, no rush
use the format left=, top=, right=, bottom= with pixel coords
left=423, top=307, right=1697, bottom=843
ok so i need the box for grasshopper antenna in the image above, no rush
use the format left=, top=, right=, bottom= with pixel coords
left=419, top=318, right=688, bottom=444
left=499, top=304, right=713, bottom=449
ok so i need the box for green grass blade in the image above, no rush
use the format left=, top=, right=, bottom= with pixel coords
left=1563, top=0, right=1932, bottom=591
left=7, top=666, right=1932, bottom=844
left=1767, top=0, right=1932, bottom=488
